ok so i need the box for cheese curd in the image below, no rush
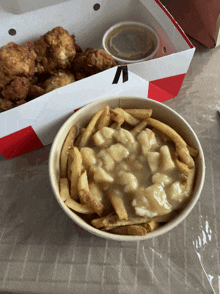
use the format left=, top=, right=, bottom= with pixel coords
left=79, top=123, right=192, bottom=220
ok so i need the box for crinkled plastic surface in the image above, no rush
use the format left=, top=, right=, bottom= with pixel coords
left=1, top=2, right=220, bottom=294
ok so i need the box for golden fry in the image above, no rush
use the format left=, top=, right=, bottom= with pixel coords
left=108, top=189, right=128, bottom=220
left=124, top=109, right=152, bottom=120
left=67, top=151, right=73, bottom=183
left=185, top=166, right=196, bottom=196
left=110, top=121, right=121, bottom=129
left=109, top=225, right=147, bottom=236
left=110, top=111, right=125, bottom=125
left=187, top=145, right=198, bottom=157
left=176, top=143, right=195, bottom=169
left=112, top=108, right=140, bottom=126
left=104, top=217, right=150, bottom=231
left=74, top=127, right=86, bottom=147
left=69, top=147, right=82, bottom=200
left=65, top=198, right=94, bottom=214
left=174, top=156, right=189, bottom=177
left=147, top=118, right=187, bottom=146
left=147, top=118, right=195, bottom=168
left=91, top=212, right=116, bottom=229
left=78, top=170, right=89, bottom=192
left=79, top=188, right=105, bottom=217
left=131, top=120, right=148, bottom=136
left=60, top=125, right=77, bottom=177
left=97, top=105, right=111, bottom=130
left=60, top=177, right=94, bottom=214
left=79, top=109, right=104, bottom=148
left=145, top=221, right=160, bottom=232
left=59, top=177, right=70, bottom=201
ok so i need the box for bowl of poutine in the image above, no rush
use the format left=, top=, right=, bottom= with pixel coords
left=49, top=96, right=205, bottom=241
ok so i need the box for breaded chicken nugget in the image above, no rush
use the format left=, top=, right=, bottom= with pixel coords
left=34, top=27, right=76, bottom=74
left=0, top=42, right=37, bottom=88
left=27, top=84, right=45, bottom=100
left=74, top=42, right=83, bottom=54
left=75, top=71, right=87, bottom=81
left=72, top=48, right=117, bottom=76
left=43, top=70, right=75, bottom=93
left=2, top=77, right=30, bottom=101
left=0, top=97, right=14, bottom=112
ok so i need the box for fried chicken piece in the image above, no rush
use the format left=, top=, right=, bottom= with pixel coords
left=75, top=43, right=83, bottom=53
left=34, top=27, right=76, bottom=74
left=43, top=70, right=75, bottom=92
left=27, top=85, right=45, bottom=100
left=0, top=42, right=37, bottom=89
left=0, top=62, right=13, bottom=90
left=75, top=71, right=87, bottom=81
left=2, top=77, right=30, bottom=101
left=0, top=97, right=14, bottom=112
left=43, top=70, right=75, bottom=93
left=72, top=48, right=117, bottom=76
left=14, top=99, right=26, bottom=106
left=27, top=70, right=75, bottom=98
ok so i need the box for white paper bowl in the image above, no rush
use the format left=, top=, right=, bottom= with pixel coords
left=49, top=96, right=205, bottom=241
left=102, top=21, right=159, bottom=64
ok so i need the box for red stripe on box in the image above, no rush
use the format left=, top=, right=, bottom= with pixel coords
left=155, top=0, right=194, bottom=49
left=0, top=126, right=43, bottom=159
left=148, top=73, right=186, bottom=102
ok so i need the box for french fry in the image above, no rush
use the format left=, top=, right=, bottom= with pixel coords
left=176, top=143, right=195, bottom=169
left=108, top=189, right=128, bottom=220
left=145, top=221, right=160, bottom=232
left=187, top=145, right=198, bottom=158
left=59, top=177, right=94, bottom=214
left=79, top=109, right=104, bottom=148
left=59, top=178, right=71, bottom=201
left=131, top=120, right=148, bottom=135
left=124, top=109, right=152, bottom=120
left=79, top=188, right=105, bottom=217
left=109, top=225, right=148, bottom=236
left=67, top=151, right=73, bottom=182
left=147, top=118, right=195, bottom=168
left=112, top=108, right=140, bottom=126
left=110, top=121, right=121, bottom=129
left=174, top=156, right=190, bottom=177
left=104, top=216, right=150, bottom=231
left=184, top=166, right=196, bottom=196
left=69, top=147, right=82, bottom=200
left=152, top=127, right=170, bottom=142
left=89, top=182, right=105, bottom=203
left=74, top=127, right=86, bottom=147
left=91, top=212, right=116, bottom=228
left=60, top=125, right=77, bottom=178
left=110, top=111, right=125, bottom=125
left=147, top=118, right=187, bottom=146
left=97, top=105, right=111, bottom=130
left=65, top=198, right=95, bottom=214
left=78, top=170, right=89, bottom=193
left=103, top=211, right=179, bottom=231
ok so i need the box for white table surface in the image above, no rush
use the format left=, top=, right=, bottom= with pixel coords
left=0, top=2, right=220, bottom=294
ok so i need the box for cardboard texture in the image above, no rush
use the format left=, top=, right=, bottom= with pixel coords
left=0, top=0, right=195, bottom=158
left=160, top=0, right=220, bottom=48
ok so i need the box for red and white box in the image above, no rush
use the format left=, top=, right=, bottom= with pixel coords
left=0, top=0, right=195, bottom=159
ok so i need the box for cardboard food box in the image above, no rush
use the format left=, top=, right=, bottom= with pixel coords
left=0, top=0, right=195, bottom=159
